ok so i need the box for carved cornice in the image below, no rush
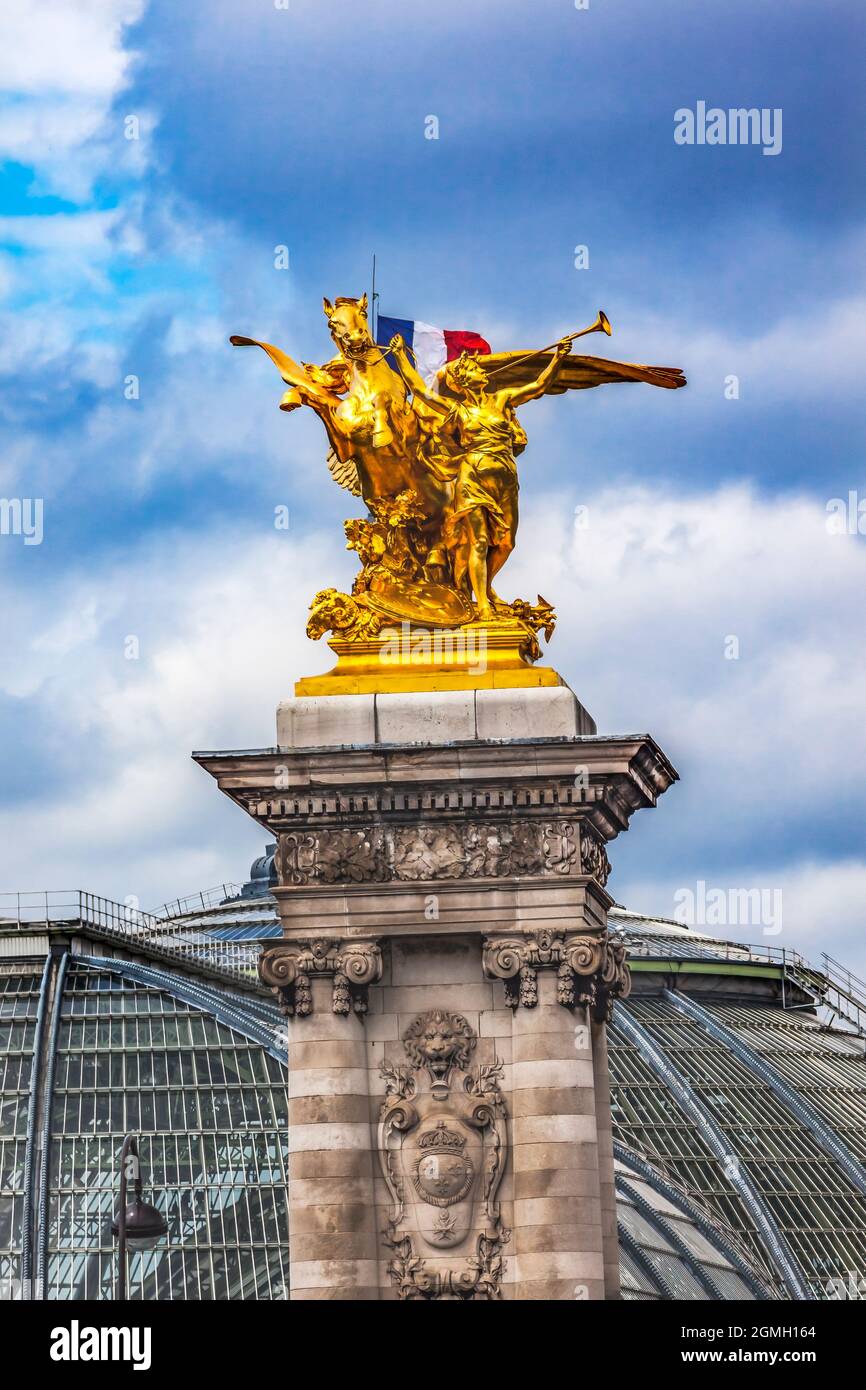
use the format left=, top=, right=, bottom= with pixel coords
left=251, top=782, right=608, bottom=820
left=247, top=784, right=634, bottom=843
left=482, top=930, right=630, bottom=1020
left=259, top=937, right=382, bottom=1016
left=193, top=735, right=679, bottom=845
left=275, top=820, right=610, bottom=887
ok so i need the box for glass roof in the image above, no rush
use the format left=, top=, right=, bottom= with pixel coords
left=614, top=1153, right=769, bottom=1300
left=609, top=995, right=866, bottom=1299
left=3, top=872, right=866, bottom=1302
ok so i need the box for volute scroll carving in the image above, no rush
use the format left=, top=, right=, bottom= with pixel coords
left=258, top=937, right=382, bottom=1017
left=482, top=929, right=630, bottom=1020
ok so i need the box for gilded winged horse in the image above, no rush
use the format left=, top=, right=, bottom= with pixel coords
left=232, top=295, right=442, bottom=508
left=231, top=299, right=683, bottom=498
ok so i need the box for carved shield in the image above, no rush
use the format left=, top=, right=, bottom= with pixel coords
left=378, top=1009, right=510, bottom=1297
left=401, top=1116, right=483, bottom=1248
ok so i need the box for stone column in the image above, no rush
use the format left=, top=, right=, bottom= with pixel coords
left=510, top=979, right=605, bottom=1299
left=263, top=944, right=383, bottom=1300
left=482, top=925, right=628, bottom=1301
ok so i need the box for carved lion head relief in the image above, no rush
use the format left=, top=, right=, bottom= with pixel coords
left=402, top=1008, right=476, bottom=1080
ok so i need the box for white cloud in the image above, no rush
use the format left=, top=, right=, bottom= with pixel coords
left=30, top=597, right=105, bottom=663
left=0, top=0, right=144, bottom=97
left=622, top=860, right=866, bottom=982
left=0, top=209, right=122, bottom=254
left=770, top=860, right=866, bottom=966
left=0, top=524, right=349, bottom=905
left=634, top=294, right=866, bottom=405
left=0, top=0, right=150, bottom=199
left=510, top=482, right=866, bottom=803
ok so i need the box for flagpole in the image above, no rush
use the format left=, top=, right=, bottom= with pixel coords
left=371, top=253, right=378, bottom=342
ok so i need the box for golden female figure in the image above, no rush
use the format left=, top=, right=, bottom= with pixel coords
left=390, top=335, right=571, bottom=620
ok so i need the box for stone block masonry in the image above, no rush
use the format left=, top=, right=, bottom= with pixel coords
left=194, top=683, right=676, bottom=1299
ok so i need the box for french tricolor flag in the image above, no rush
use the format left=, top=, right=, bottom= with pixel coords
left=376, top=315, right=491, bottom=388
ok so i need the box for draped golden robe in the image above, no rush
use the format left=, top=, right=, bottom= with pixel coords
left=442, top=402, right=524, bottom=554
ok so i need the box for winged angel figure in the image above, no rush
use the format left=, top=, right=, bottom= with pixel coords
left=231, top=295, right=685, bottom=640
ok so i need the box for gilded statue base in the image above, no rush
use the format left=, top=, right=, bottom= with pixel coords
left=294, top=617, right=564, bottom=695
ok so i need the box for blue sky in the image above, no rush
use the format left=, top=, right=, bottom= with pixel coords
left=1, top=1, right=865, bottom=970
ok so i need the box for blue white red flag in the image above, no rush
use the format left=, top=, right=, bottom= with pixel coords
left=376, top=315, right=491, bottom=388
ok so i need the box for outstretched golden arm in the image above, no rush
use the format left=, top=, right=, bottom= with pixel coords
left=501, top=336, right=572, bottom=406
left=387, top=334, right=450, bottom=419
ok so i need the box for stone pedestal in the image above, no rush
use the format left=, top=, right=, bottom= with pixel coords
left=194, top=683, right=676, bottom=1300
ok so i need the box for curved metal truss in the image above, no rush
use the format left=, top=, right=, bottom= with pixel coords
left=76, top=955, right=287, bottom=1063
left=613, top=1005, right=812, bottom=1299
left=613, top=1142, right=773, bottom=1299
left=663, top=988, right=866, bottom=1200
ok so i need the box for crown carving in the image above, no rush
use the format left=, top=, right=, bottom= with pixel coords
left=419, top=1121, right=466, bottom=1152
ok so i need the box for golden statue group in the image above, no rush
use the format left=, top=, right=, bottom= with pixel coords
left=231, top=294, right=685, bottom=689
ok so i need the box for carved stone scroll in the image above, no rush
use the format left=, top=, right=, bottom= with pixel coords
left=482, top=930, right=630, bottom=1020
left=259, top=938, right=382, bottom=1016
left=579, top=827, right=611, bottom=887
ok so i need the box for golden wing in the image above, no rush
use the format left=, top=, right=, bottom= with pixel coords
left=231, top=336, right=362, bottom=495
left=439, top=351, right=686, bottom=396
left=326, top=447, right=362, bottom=498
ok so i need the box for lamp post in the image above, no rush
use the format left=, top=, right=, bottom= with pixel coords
left=111, top=1135, right=167, bottom=1301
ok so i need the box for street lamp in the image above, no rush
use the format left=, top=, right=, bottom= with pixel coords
left=111, top=1135, right=167, bottom=1301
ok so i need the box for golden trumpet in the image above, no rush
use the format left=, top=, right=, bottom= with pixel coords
left=568, top=309, right=612, bottom=342
left=485, top=311, right=612, bottom=381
